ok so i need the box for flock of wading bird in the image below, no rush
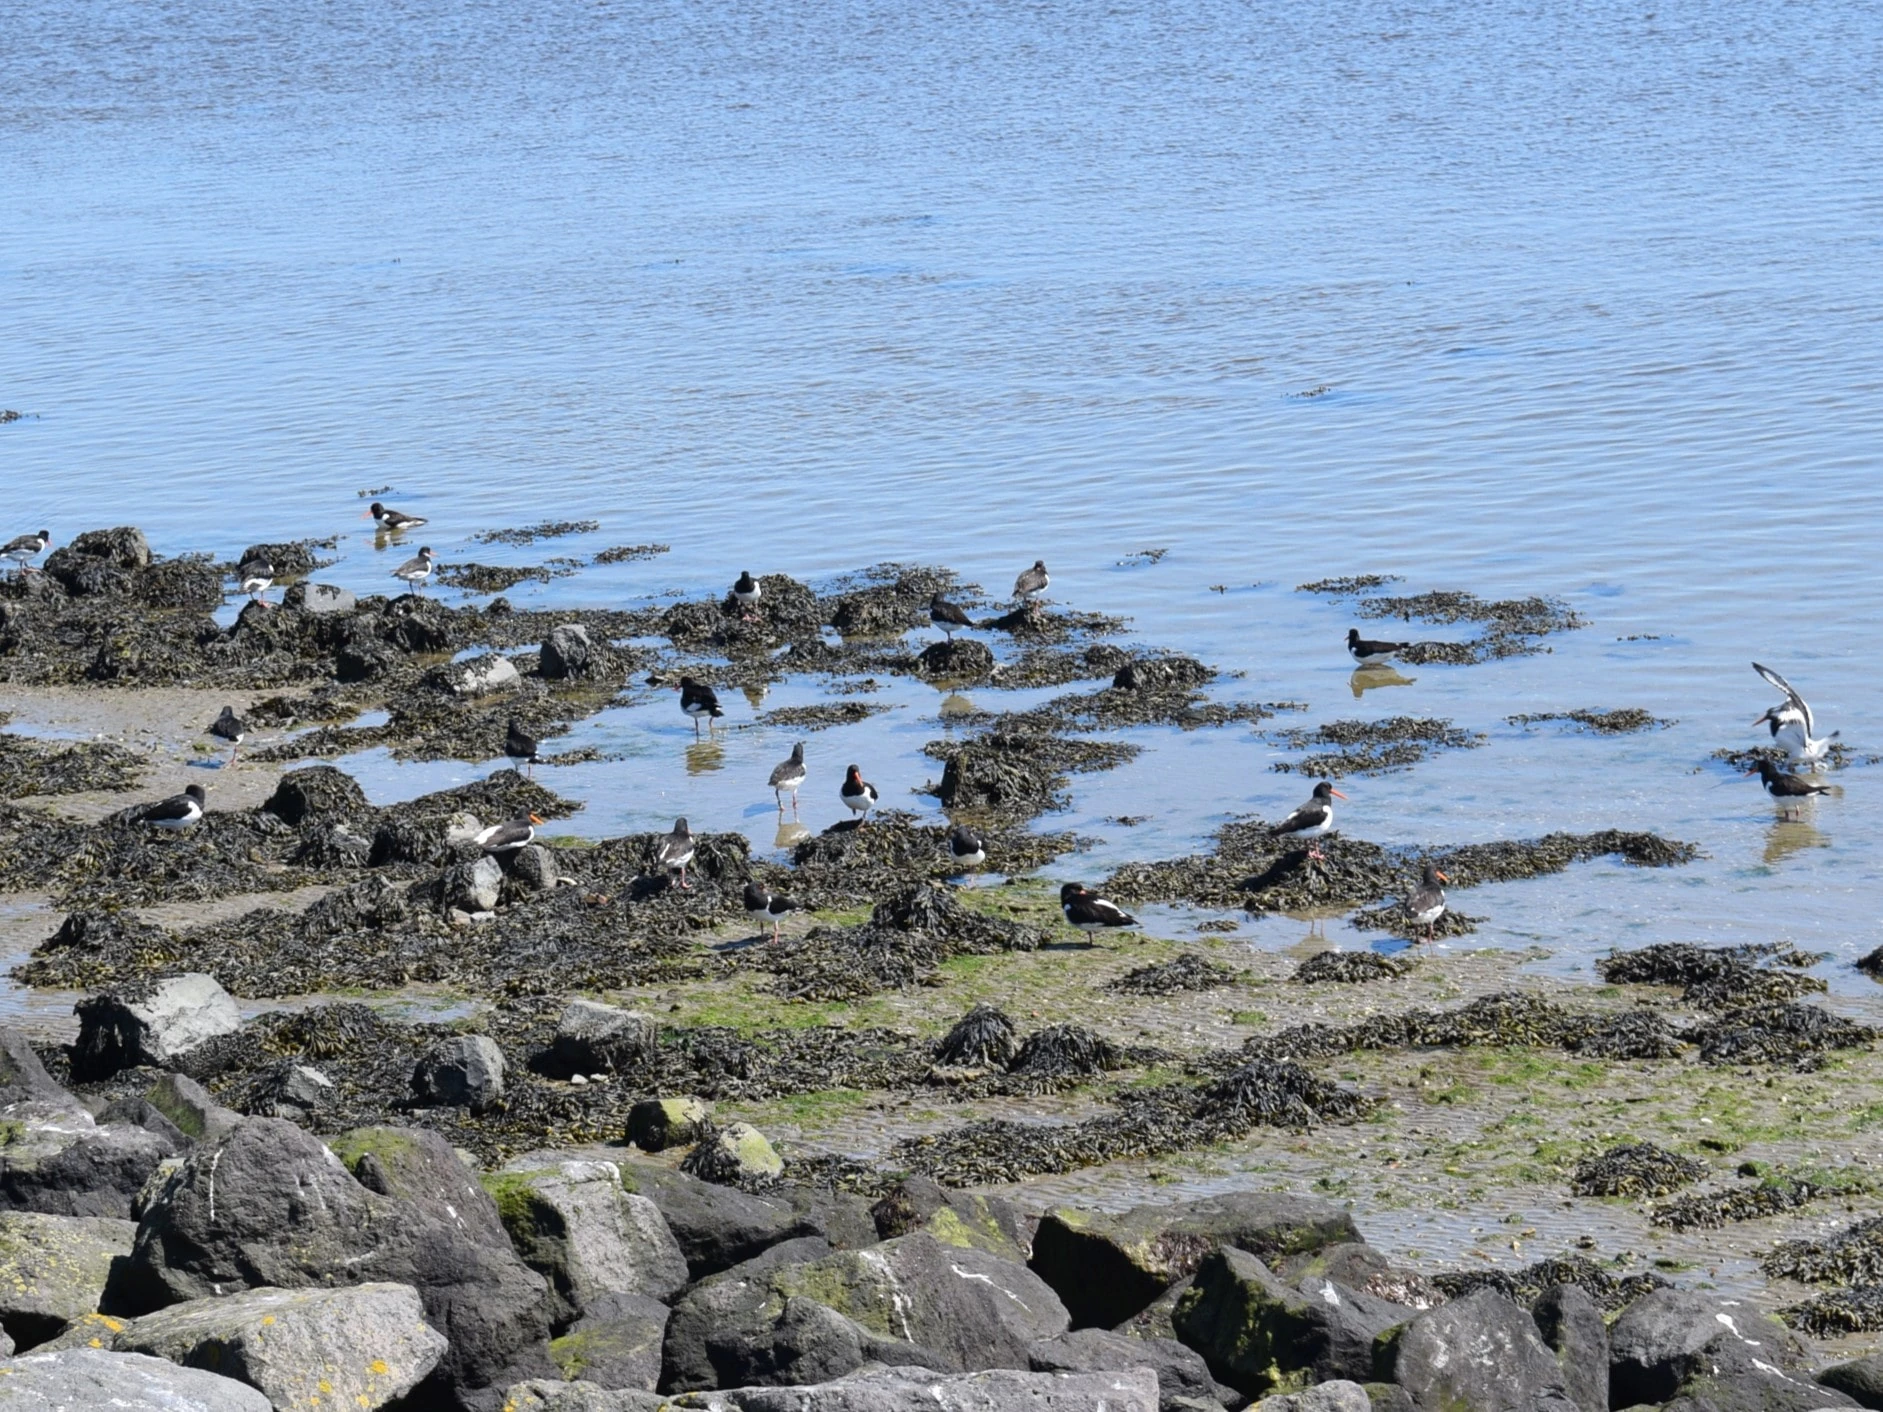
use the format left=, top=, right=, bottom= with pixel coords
left=3, top=516, right=1844, bottom=948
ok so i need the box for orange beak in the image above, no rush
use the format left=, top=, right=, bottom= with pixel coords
left=529, top=813, right=545, bottom=825
left=1435, top=869, right=1449, bottom=883
left=1330, top=788, right=1349, bottom=800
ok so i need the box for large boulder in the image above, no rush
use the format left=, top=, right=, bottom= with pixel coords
left=612, top=1156, right=825, bottom=1277
left=1532, top=1283, right=1607, bottom=1412
left=0, top=1346, right=271, bottom=1410
left=0, top=1211, right=136, bottom=1347
left=661, top=1231, right=1068, bottom=1392
left=110, top=1119, right=552, bottom=1401
left=412, top=1034, right=506, bottom=1112
left=553, top=1001, right=656, bottom=1077
left=1173, top=1246, right=1405, bottom=1398
left=0, top=1028, right=81, bottom=1110
left=143, top=1072, right=243, bottom=1144
left=72, top=974, right=242, bottom=1078
left=1608, top=1288, right=1814, bottom=1408
left=1384, top=1290, right=1576, bottom=1412
left=870, top=1174, right=1029, bottom=1262
left=85, top=1282, right=446, bottom=1410
left=667, top=1364, right=1162, bottom=1411
left=485, top=1160, right=687, bottom=1324
left=1031, top=1193, right=1361, bottom=1329
left=0, top=1104, right=179, bottom=1218
left=1821, top=1354, right=1883, bottom=1409
left=1028, top=1327, right=1235, bottom=1411
left=548, top=1291, right=669, bottom=1392
left=441, top=855, right=505, bottom=914
left=541, top=624, right=597, bottom=679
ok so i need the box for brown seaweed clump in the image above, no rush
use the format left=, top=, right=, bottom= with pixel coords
left=1507, top=709, right=1673, bottom=734
left=1597, top=941, right=1827, bottom=1010
left=473, top=520, right=599, bottom=546
left=785, top=812, right=1074, bottom=911
left=1570, top=1142, right=1707, bottom=1198
left=932, top=1003, right=1019, bottom=1070
left=1764, top=1215, right=1883, bottom=1286
left=1269, top=717, right=1484, bottom=776
left=1568, top=1011, right=1686, bottom=1060
left=1432, top=1256, right=1666, bottom=1312
left=1292, top=951, right=1409, bottom=985
left=1652, top=1177, right=1844, bottom=1232
left=1684, top=1003, right=1875, bottom=1071
left=1110, top=953, right=1242, bottom=995
left=1783, top=1285, right=1883, bottom=1337
left=0, top=732, right=148, bottom=798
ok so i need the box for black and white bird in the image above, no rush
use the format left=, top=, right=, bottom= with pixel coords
left=237, top=557, right=275, bottom=608
left=1347, top=628, right=1414, bottom=666
left=730, top=571, right=761, bottom=621
left=1753, top=662, right=1838, bottom=769
left=657, top=817, right=697, bottom=889
left=1748, top=759, right=1833, bottom=820
left=476, top=812, right=545, bottom=853
left=391, top=546, right=436, bottom=591
left=1013, top=560, right=1050, bottom=603
left=769, top=742, right=807, bottom=813
left=504, top=720, right=542, bottom=777
left=840, top=764, right=878, bottom=822
left=1059, top=882, right=1138, bottom=944
left=675, top=676, right=724, bottom=736
left=367, top=502, right=427, bottom=533
left=929, top=594, right=974, bottom=641
left=947, top=825, right=986, bottom=872
left=137, top=783, right=206, bottom=832
left=206, top=706, right=248, bottom=765
left=1407, top=862, right=1449, bottom=942
left=743, top=880, right=804, bottom=943
left=1270, top=780, right=1347, bottom=860
left=3, top=531, right=50, bottom=576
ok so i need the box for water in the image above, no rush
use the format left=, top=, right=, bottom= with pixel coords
left=6, top=0, right=1883, bottom=984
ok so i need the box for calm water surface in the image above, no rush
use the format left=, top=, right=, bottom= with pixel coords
left=6, top=0, right=1883, bottom=985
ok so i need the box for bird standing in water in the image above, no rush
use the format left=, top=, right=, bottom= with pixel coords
left=505, top=720, right=542, bottom=777
left=675, top=677, right=724, bottom=736
left=769, top=742, right=807, bottom=814
left=1406, top=862, right=1449, bottom=942
left=1748, top=758, right=1832, bottom=820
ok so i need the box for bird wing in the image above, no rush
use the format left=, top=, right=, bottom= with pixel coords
left=1271, top=801, right=1324, bottom=835
left=1085, top=896, right=1136, bottom=925
left=2, top=534, right=36, bottom=554
left=1753, top=662, right=1814, bottom=738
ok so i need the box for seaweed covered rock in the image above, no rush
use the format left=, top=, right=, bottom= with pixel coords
left=262, top=765, right=369, bottom=826
left=1030, top=1192, right=1361, bottom=1330
left=1570, top=1143, right=1707, bottom=1198
left=1293, top=951, right=1408, bottom=985
left=917, top=638, right=995, bottom=682
left=1384, top=1290, right=1577, bottom=1412
left=72, top=974, right=242, bottom=1079
left=43, top=527, right=151, bottom=596
left=1111, top=953, right=1242, bottom=995
left=933, top=1004, right=1019, bottom=1071
left=626, top=1097, right=709, bottom=1152
left=680, top=1122, right=784, bottom=1187
left=1569, top=1010, right=1685, bottom=1060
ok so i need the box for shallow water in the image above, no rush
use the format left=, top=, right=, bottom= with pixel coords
left=6, top=0, right=1883, bottom=990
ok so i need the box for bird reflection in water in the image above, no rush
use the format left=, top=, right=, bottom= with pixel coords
left=1764, top=815, right=1829, bottom=867
left=774, top=819, right=812, bottom=850
left=684, top=740, right=724, bottom=775
left=741, top=683, right=767, bottom=711
left=937, top=690, right=976, bottom=718
left=1350, top=666, right=1414, bottom=699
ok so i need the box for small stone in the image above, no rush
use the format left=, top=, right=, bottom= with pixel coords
left=681, top=1122, right=783, bottom=1185
left=442, top=652, right=522, bottom=698
left=541, top=623, right=596, bottom=679
left=411, top=1035, right=505, bottom=1113
left=626, top=1097, right=710, bottom=1153
left=570, top=1074, right=589, bottom=1087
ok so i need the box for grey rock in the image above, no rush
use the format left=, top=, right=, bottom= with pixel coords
left=1113, top=1276, right=1192, bottom=1342
left=669, top=1364, right=1162, bottom=1411
left=1361, top=1385, right=1414, bottom=1412
left=1274, top=1243, right=1441, bottom=1311
left=292, top=581, right=358, bottom=615
left=109, top=1118, right=552, bottom=1400
left=442, top=652, right=523, bottom=697
left=442, top=854, right=506, bottom=913
left=1387, top=1290, right=1576, bottom=1412
left=870, top=1174, right=1030, bottom=1261
left=412, top=1034, right=506, bottom=1112
left=92, top=1282, right=446, bottom=1410
left=72, top=974, right=241, bottom=1078
left=612, top=1156, right=824, bottom=1277
left=549, top=1291, right=669, bottom=1391
left=1173, top=1246, right=1405, bottom=1397
left=780, top=1187, right=877, bottom=1253
left=680, top=1122, right=783, bottom=1185
left=489, top=1160, right=687, bottom=1323
left=0, top=1211, right=136, bottom=1347
left=0, top=1347, right=272, bottom=1410
left=504, top=1384, right=670, bottom=1411
left=625, top=1097, right=709, bottom=1153
left=0, top=1029, right=80, bottom=1112
left=0, top=1105, right=179, bottom=1218
left=541, top=624, right=596, bottom=679
left=507, top=844, right=561, bottom=894
left=1029, top=1326, right=1234, bottom=1410
left=1609, top=1288, right=1812, bottom=1408
left=98, top=1096, right=190, bottom=1147
left=1257, top=1383, right=1372, bottom=1412
left=273, top=1063, right=335, bottom=1115
left=1533, top=1283, right=1607, bottom=1412
left=142, top=1073, right=243, bottom=1144
left=554, top=1001, right=656, bottom=1077
left=1662, top=1375, right=1857, bottom=1412
left=1031, top=1192, right=1360, bottom=1329
left=1821, top=1354, right=1883, bottom=1408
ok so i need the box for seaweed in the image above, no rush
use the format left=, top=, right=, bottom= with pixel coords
left=1431, top=1256, right=1666, bottom=1312
left=1507, top=709, right=1673, bottom=734
left=1110, top=954, right=1243, bottom=996
left=1652, top=1178, right=1845, bottom=1232
left=1292, top=951, right=1410, bottom=985
left=1597, top=941, right=1827, bottom=1010
left=1269, top=717, right=1484, bottom=776
left=1570, top=1143, right=1707, bottom=1198
left=1685, top=1003, right=1874, bottom=1070
left=1782, top=1286, right=1883, bottom=1337
left=473, top=521, right=600, bottom=546
left=1765, top=1216, right=1883, bottom=1285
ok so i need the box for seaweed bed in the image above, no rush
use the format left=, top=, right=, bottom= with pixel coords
left=1571, top=1142, right=1707, bottom=1198
left=1433, top=1255, right=1667, bottom=1312
left=1109, top=952, right=1242, bottom=995
left=1508, top=708, right=1674, bottom=734
left=1652, top=1177, right=1855, bottom=1232
left=1596, top=941, right=1829, bottom=1011
left=1269, top=716, right=1485, bottom=776
left=0, top=730, right=148, bottom=797
left=1298, top=579, right=1588, bottom=663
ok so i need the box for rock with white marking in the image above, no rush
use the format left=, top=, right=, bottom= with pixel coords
left=1608, top=1287, right=1829, bottom=1410
left=670, top=1364, right=1161, bottom=1411
left=0, top=1347, right=271, bottom=1410
left=1385, top=1290, right=1577, bottom=1412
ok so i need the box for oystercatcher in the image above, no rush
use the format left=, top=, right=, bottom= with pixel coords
left=137, top=783, right=206, bottom=832
left=948, top=825, right=986, bottom=872
left=476, top=812, right=544, bottom=854
left=657, top=817, right=697, bottom=888
left=743, top=880, right=804, bottom=942
left=1347, top=628, right=1414, bottom=666
left=207, top=706, right=248, bottom=766
left=1407, top=862, right=1448, bottom=941
left=1270, top=781, right=1347, bottom=860
left=504, top=720, right=542, bottom=777
left=237, top=557, right=275, bottom=608
left=1753, top=662, right=1838, bottom=768
left=1748, top=758, right=1833, bottom=820
left=929, top=594, right=974, bottom=641
left=3, top=531, right=50, bottom=577
left=1013, top=560, right=1050, bottom=603
left=769, top=742, right=807, bottom=813
left=1059, top=882, right=1138, bottom=944
left=840, top=764, right=878, bottom=822
left=391, top=547, right=436, bottom=591
left=675, top=676, right=723, bottom=736
left=367, top=502, right=427, bottom=532
left=731, top=571, right=761, bottom=621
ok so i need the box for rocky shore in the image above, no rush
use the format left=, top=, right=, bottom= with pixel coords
left=1, top=528, right=1880, bottom=1410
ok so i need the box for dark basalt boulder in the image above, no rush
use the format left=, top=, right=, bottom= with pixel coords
left=1383, top=1290, right=1577, bottom=1412
left=1608, top=1287, right=1820, bottom=1409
